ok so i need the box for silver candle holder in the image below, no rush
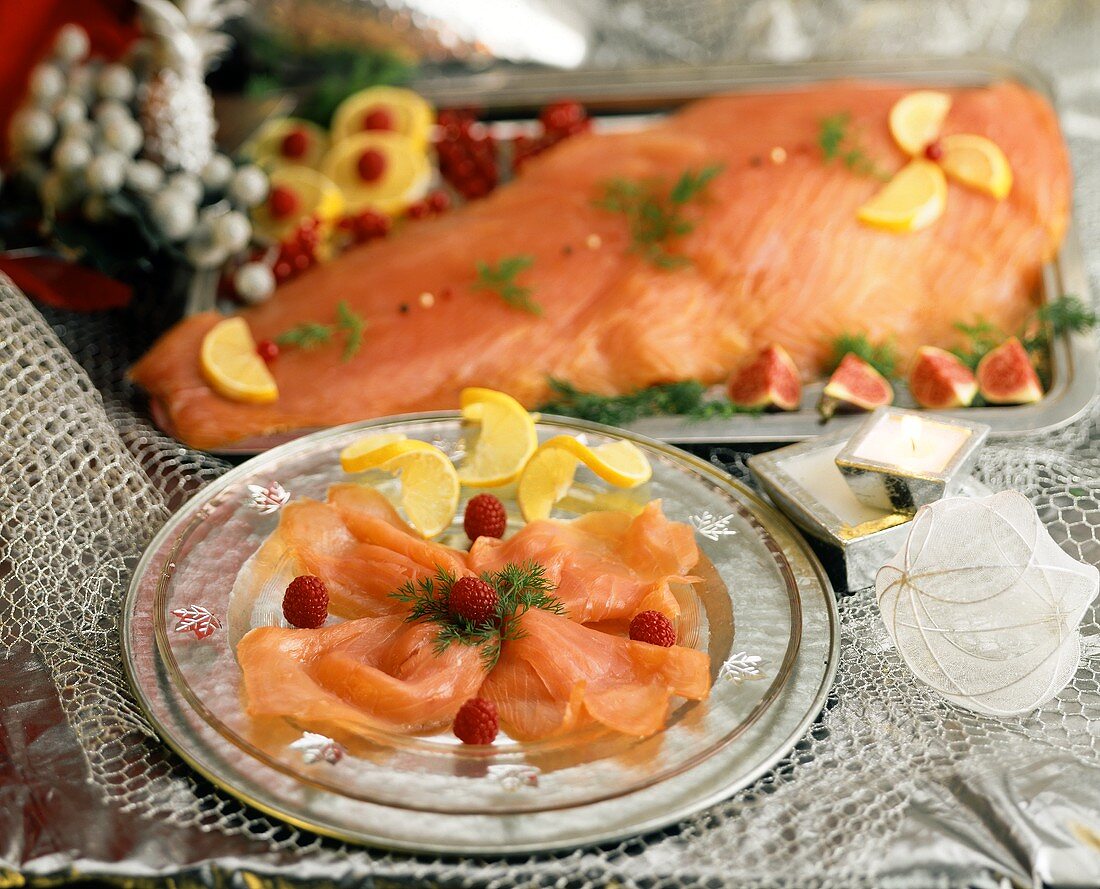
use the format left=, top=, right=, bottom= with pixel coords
left=834, top=408, right=989, bottom=514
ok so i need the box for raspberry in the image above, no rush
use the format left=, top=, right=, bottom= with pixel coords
left=464, top=493, right=507, bottom=541
left=280, top=128, right=310, bottom=159
left=629, top=610, right=676, bottom=647
left=283, top=575, right=329, bottom=628
left=357, top=148, right=387, bottom=182
left=256, top=339, right=279, bottom=364
left=362, top=106, right=395, bottom=131
left=268, top=185, right=300, bottom=220
left=448, top=576, right=499, bottom=624
left=453, top=697, right=498, bottom=745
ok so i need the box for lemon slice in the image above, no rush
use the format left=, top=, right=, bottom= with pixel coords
left=857, top=159, right=947, bottom=232
left=339, top=432, right=408, bottom=473
left=517, top=446, right=579, bottom=522
left=242, top=117, right=329, bottom=171
left=251, top=165, right=345, bottom=243
left=889, top=91, right=952, bottom=156
left=199, top=317, right=278, bottom=404
left=457, top=388, right=538, bottom=488
left=540, top=436, right=652, bottom=488
left=321, top=131, right=431, bottom=216
left=331, top=86, right=434, bottom=151
left=939, top=134, right=1013, bottom=199
left=338, top=438, right=458, bottom=537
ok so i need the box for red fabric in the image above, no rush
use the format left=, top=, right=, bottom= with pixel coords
left=0, top=1, right=139, bottom=163
left=0, top=255, right=133, bottom=311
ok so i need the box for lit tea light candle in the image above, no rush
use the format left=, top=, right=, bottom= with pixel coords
left=835, top=407, right=989, bottom=513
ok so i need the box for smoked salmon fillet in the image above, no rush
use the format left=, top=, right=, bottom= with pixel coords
left=132, top=80, right=1070, bottom=448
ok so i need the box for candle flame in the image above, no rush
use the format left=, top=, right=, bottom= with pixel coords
left=900, top=415, right=923, bottom=455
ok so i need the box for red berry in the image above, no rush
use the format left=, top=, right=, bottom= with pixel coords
left=453, top=697, right=498, bottom=745
left=540, top=100, right=585, bottom=133
left=256, top=339, right=279, bottom=363
left=362, top=106, right=395, bottom=131
left=406, top=200, right=429, bottom=219
left=274, top=261, right=292, bottom=281
left=283, top=575, right=329, bottom=628
left=464, top=493, right=507, bottom=541
left=293, top=253, right=311, bottom=271
left=356, top=209, right=390, bottom=239
left=427, top=189, right=450, bottom=213
left=924, top=140, right=944, bottom=161
left=629, top=610, right=676, bottom=647
left=448, top=576, right=499, bottom=624
left=280, top=128, right=310, bottom=159
left=268, top=185, right=300, bottom=220
left=357, top=148, right=387, bottom=182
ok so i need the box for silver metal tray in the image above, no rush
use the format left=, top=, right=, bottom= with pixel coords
left=414, top=55, right=1095, bottom=445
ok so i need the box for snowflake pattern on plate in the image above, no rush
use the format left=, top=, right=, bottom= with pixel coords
left=247, top=481, right=290, bottom=514
left=171, top=605, right=222, bottom=639
left=718, top=651, right=766, bottom=685
left=689, top=511, right=738, bottom=541
left=289, top=732, right=344, bottom=765
left=487, top=764, right=540, bottom=791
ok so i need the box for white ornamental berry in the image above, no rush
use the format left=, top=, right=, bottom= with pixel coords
left=102, top=117, right=143, bottom=156
left=85, top=152, right=127, bottom=194
left=166, top=172, right=203, bottom=206
left=97, top=64, right=136, bottom=103
left=200, top=153, right=234, bottom=191
left=52, top=137, right=92, bottom=172
left=151, top=190, right=197, bottom=241
left=52, top=95, right=86, bottom=128
left=93, top=100, right=131, bottom=127
left=62, top=118, right=96, bottom=143
left=54, top=24, right=90, bottom=63
left=185, top=223, right=230, bottom=268
left=125, top=159, right=164, bottom=193
left=211, top=211, right=252, bottom=254
left=10, top=108, right=56, bottom=155
left=234, top=262, right=276, bottom=303
left=29, top=64, right=66, bottom=104
left=228, top=165, right=269, bottom=208
left=66, top=65, right=96, bottom=102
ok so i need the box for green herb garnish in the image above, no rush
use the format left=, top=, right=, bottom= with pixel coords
left=538, top=378, right=759, bottom=426
left=275, top=300, right=367, bottom=361
left=391, top=562, right=564, bottom=669
left=818, top=113, right=891, bottom=181
left=829, top=332, right=898, bottom=379
left=593, top=163, right=723, bottom=269
left=473, top=255, right=541, bottom=315
left=952, top=294, right=1096, bottom=371
left=951, top=318, right=1004, bottom=371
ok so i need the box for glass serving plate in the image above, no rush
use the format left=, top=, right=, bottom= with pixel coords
left=123, top=415, right=838, bottom=851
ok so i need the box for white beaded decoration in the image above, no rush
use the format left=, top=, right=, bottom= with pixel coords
left=150, top=190, right=198, bottom=241
left=52, top=95, right=86, bottom=128
left=10, top=108, right=57, bottom=154
left=228, top=165, right=269, bottom=208
left=125, top=159, right=165, bottom=193
left=102, top=117, right=143, bottom=156
left=29, top=64, right=66, bottom=104
left=85, top=152, right=127, bottom=194
left=212, top=211, right=252, bottom=254
left=52, top=137, right=93, bottom=172
left=200, top=153, right=235, bottom=191
left=166, top=172, right=204, bottom=206
left=53, top=24, right=90, bottom=63
left=96, top=64, right=136, bottom=103
left=234, top=262, right=276, bottom=303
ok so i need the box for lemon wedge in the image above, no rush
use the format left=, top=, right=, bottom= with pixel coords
left=242, top=117, right=329, bottom=171
left=331, top=86, right=434, bottom=151
left=251, top=164, right=345, bottom=243
left=517, top=446, right=580, bottom=522
left=339, top=432, right=408, bottom=473
left=939, top=134, right=1013, bottom=199
left=889, top=91, right=952, bottom=156
left=539, top=436, right=653, bottom=488
left=321, top=131, right=431, bottom=216
left=457, top=388, right=538, bottom=488
left=199, top=317, right=278, bottom=404
left=857, top=159, right=947, bottom=232
left=338, top=438, right=458, bottom=537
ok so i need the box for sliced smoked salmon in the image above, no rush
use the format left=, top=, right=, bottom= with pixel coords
left=469, top=500, right=699, bottom=623
left=131, top=80, right=1071, bottom=450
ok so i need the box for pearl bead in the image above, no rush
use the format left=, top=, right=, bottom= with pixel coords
left=200, top=153, right=234, bottom=191
left=62, top=118, right=96, bottom=143
left=211, top=211, right=252, bottom=253
left=10, top=108, right=56, bottom=154
left=102, top=117, right=143, bottom=156
left=185, top=224, right=229, bottom=269
left=96, top=64, right=135, bottom=103
left=150, top=191, right=197, bottom=241
left=66, top=66, right=96, bottom=103
left=234, top=262, right=276, bottom=303
left=29, top=64, right=66, bottom=104
left=166, top=172, right=203, bottom=205
left=53, top=24, right=90, bottom=63
left=85, top=152, right=127, bottom=193
left=228, top=164, right=269, bottom=207
left=93, top=100, right=132, bottom=127
left=52, top=137, right=92, bottom=172
left=125, top=159, right=164, bottom=193
left=52, top=95, right=86, bottom=128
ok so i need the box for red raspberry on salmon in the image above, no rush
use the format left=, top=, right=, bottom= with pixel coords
left=464, top=493, right=507, bottom=541
left=629, top=610, right=676, bottom=647
left=448, top=576, right=499, bottom=624
left=283, top=575, right=329, bottom=628
left=453, top=697, right=499, bottom=745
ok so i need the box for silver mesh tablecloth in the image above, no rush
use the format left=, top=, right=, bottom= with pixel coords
left=3, top=1, right=1100, bottom=886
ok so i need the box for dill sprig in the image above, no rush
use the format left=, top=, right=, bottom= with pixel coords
left=538, top=377, right=759, bottom=426
left=593, top=163, right=723, bottom=269
left=817, top=113, right=891, bottom=181
left=830, top=332, right=898, bottom=379
left=952, top=295, right=1097, bottom=370
left=274, top=300, right=368, bottom=361
left=473, top=255, right=541, bottom=315
left=951, top=318, right=1004, bottom=371
left=390, top=562, right=564, bottom=669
